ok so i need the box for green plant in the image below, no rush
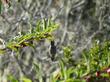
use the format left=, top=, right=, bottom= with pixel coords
left=0, top=8, right=110, bottom=81
left=8, top=75, right=18, bottom=82
left=0, top=18, right=59, bottom=81
left=0, top=18, right=59, bottom=54
left=50, top=41, right=110, bottom=82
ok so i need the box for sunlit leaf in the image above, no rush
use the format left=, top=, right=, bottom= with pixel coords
left=21, top=77, right=32, bottom=82
left=8, top=75, right=18, bottom=82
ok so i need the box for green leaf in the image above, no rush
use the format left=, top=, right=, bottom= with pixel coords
left=66, top=67, right=74, bottom=78
left=47, top=18, right=51, bottom=27
left=59, top=61, right=64, bottom=74
left=42, top=18, right=47, bottom=30
left=36, top=20, right=41, bottom=32
left=21, top=77, right=32, bottom=82
left=33, top=62, right=40, bottom=72
left=8, top=75, right=18, bottom=82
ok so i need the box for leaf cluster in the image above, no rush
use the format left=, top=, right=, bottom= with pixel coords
left=51, top=41, right=110, bottom=82
left=0, top=18, right=59, bottom=53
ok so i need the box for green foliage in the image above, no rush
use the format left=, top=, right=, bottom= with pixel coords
left=0, top=18, right=59, bottom=53
left=2, top=30, right=110, bottom=82
left=0, top=6, right=110, bottom=81
left=0, top=18, right=59, bottom=81
left=50, top=60, right=86, bottom=82
left=61, top=46, right=75, bottom=66
left=2, top=18, right=59, bottom=82
left=8, top=75, right=32, bottom=82
left=59, top=61, right=75, bottom=81
left=21, top=77, right=32, bottom=82
left=3, top=25, right=110, bottom=82
left=1, top=0, right=110, bottom=82
left=50, top=41, right=110, bottom=82
left=82, top=41, right=110, bottom=73
left=8, top=75, right=18, bottom=82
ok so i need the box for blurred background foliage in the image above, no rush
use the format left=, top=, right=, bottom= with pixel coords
left=0, top=0, right=110, bottom=82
